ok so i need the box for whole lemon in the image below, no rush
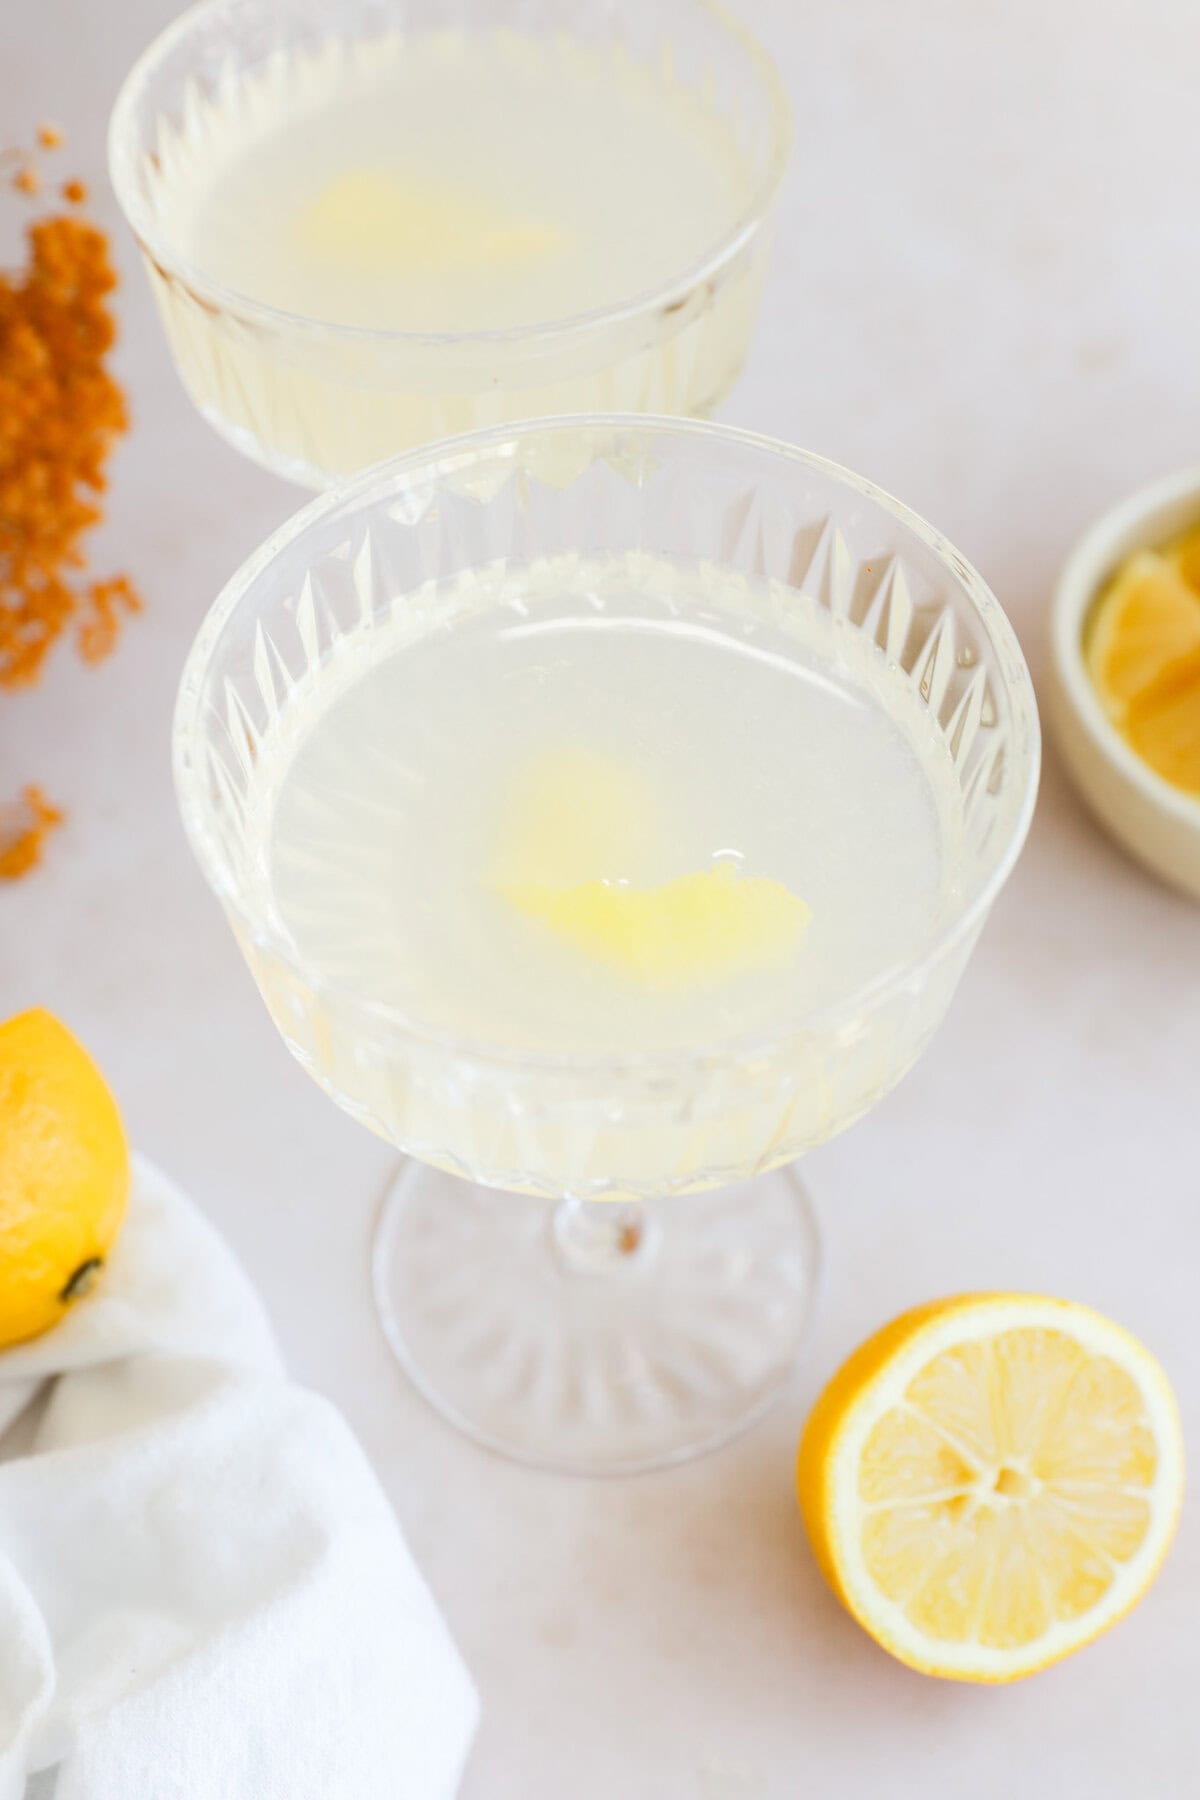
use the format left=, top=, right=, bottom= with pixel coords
left=0, top=1008, right=130, bottom=1349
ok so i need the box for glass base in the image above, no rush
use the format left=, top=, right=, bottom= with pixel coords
left=372, top=1161, right=819, bottom=1475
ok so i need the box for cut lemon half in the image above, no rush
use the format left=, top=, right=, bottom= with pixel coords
left=797, top=1295, right=1184, bottom=1682
left=1085, top=550, right=1200, bottom=721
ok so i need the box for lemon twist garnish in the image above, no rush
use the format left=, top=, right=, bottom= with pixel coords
left=508, top=860, right=811, bottom=988
left=294, top=168, right=565, bottom=274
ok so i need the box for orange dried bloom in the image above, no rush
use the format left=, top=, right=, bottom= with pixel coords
left=0, top=786, right=63, bottom=880
left=0, top=208, right=141, bottom=690
left=37, top=124, right=63, bottom=150
left=2, top=152, right=141, bottom=877
left=78, top=573, right=140, bottom=663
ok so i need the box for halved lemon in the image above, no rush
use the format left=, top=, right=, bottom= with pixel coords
left=1086, top=550, right=1200, bottom=721
left=797, top=1295, right=1184, bottom=1682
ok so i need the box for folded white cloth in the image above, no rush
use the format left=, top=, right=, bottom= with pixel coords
left=0, top=1157, right=478, bottom=1800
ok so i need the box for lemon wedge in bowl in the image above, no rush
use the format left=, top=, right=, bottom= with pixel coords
left=1085, top=544, right=1200, bottom=795
left=1086, top=549, right=1200, bottom=722
left=508, top=860, right=811, bottom=989
left=1169, top=522, right=1200, bottom=593
left=797, top=1294, right=1184, bottom=1682
left=1125, top=646, right=1200, bottom=795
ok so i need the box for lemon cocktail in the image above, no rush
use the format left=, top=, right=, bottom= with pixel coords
left=175, top=419, right=1039, bottom=1471
left=110, top=0, right=789, bottom=485
left=257, top=550, right=964, bottom=1184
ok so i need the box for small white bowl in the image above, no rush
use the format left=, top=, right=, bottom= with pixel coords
left=1048, top=466, right=1200, bottom=900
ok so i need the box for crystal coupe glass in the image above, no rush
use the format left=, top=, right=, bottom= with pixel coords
left=174, top=418, right=1040, bottom=1473
left=109, top=0, right=790, bottom=487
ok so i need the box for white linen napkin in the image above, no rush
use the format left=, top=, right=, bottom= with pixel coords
left=0, top=1156, right=478, bottom=1800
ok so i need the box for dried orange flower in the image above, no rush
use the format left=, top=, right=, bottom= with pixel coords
left=2, top=133, right=140, bottom=876
left=0, top=787, right=63, bottom=880
left=12, top=166, right=40, bottom=196
left=62, top=178, right=87, bottom=205
left=0, top=208, right=141, bottom=688
left=37, top=124, right=63, bottom=150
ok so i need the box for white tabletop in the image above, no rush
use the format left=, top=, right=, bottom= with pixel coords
left=4, top=2, right=1199, bottom=1794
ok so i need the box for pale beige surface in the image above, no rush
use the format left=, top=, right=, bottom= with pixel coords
left=2, top=2, right=1199, bottom=1795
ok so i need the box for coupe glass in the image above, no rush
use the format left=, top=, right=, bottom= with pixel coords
left=108, top=0, right=790, bottom=488
left=174, top=417, right=1040, bottom=1473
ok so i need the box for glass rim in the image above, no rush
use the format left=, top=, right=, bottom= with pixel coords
left=107, top=0, right=793, bottom=352
left=173, top=413, right=1042, bottom=1080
